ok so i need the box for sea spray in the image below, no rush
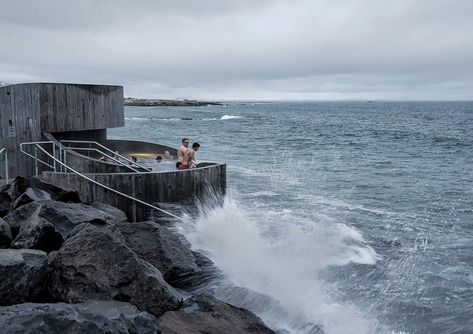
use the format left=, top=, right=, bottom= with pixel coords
left=179, top=196, right=381, bottom=334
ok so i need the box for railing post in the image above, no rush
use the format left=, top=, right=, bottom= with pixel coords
left=34, top=146, right=38, bottom=177
left=5, top=150, right=8, bottom=184
left=52, top=143, right=57, bottom=172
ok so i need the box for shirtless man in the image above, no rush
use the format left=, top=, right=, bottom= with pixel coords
left=179, top=142, right=200, bottom=170
left=176, top=138, right=189, bottom=169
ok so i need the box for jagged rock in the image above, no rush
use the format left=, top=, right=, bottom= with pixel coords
left=11, top=215, right=64, bottom=253
left=0, top=301, right=161, bottom=334
left=2, top=176, right=81, bottom=203
left=0, top=191, right=11, bottom=217
left=7, top=200, right=124, bottom=252
left=0, top=218, right=12, bottom=248
left=91, top=201, right=128, bottom=222
left=48, top=225, right=180, bottom=317
left=159, top=294, right=275, bottom=334
left=118, top=222, right=201, bottom=287
left=11, top=187, right=51, bottom=210
left=0, top=249, right=48, bottom=305
left=3, top=201, right=42, bottom=238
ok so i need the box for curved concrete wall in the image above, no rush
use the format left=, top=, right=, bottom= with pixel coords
left=42, top=163, right=226, bottom=221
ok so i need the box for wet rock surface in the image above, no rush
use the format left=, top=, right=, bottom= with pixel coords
left=118, top=221, right=201, bottom=287
left=1, top=176, right=81, bottom=205
left=0, top=217, right=12, bottom=248
left=159, top=294, right=276, bottom=334
left=48, top=224, right=180, bottom=317
left=0, top=301, right=161, bottom=334
left=0, top=249, right=48, bottom=305
left=11, top=187, right=51, bottom=210
left=7, top=200, right=123, bottom=252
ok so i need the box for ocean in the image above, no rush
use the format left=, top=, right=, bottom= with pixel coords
left=108, top=101, right=473, bottom=334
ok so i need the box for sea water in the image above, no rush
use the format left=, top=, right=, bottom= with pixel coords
left=109, top=101, right=473, bottom=334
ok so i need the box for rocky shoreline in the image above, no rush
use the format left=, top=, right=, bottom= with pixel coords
left=0, top=176, right=275, bottom=334
left=125, top=97, right=223, bottom=107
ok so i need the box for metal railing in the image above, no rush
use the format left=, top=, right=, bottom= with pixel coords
left=19, top=141, right=186, bottom=222
left=0, top=148, right=8, bottom=183
left=60, top=140, right=151, bottom=173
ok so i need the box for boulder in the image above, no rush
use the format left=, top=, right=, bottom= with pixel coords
left=11, top=187, right=51, bottom=210
left=11, top=216, right=64, bottom=253
left=0, top=301, right=161, bottom=334
left=48, top=224, right=180, bottom=317
left=118, top=222, right=201, bottom=287
left=7, top=200, right=124, bottom=252
left=159, top=294, right=275, bottom=334
left=91, top=201, right=128, bottom=222
left=0, top=191, right=11, bottom=217
left=0, top=218, right=12, bottom=248
left=2, top=176, right=81, bottom=203
left=3, top=201, right=42, bottom=237
left=0, top=249, right=48, bottom=305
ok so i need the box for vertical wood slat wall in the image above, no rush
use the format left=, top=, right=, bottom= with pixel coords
left=0, top=83, right=124, bottom=179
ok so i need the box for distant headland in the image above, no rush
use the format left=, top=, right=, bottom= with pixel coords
left=125, top=97, right=223, bottom=107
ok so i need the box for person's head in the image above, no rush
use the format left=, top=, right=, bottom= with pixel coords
left=130, top=156, right=137, bottom=162
left=181, top=138, right=189, bottom=147
left=192, top=142, right=200, bottom=151
left=155, top=155, right=163, bottom=163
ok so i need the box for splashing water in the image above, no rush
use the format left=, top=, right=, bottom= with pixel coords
left=179, top=196, right=382, bottom=334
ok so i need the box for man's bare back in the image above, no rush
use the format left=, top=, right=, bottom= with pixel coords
left=179, top=142, right=200, bottom=170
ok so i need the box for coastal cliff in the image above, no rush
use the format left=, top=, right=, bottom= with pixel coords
left=0, top=176, right=275, bottom=334
left=125, top=97, right=222, bottom=107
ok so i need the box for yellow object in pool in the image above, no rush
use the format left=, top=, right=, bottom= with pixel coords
left=129, top=153, right=157, bottom=158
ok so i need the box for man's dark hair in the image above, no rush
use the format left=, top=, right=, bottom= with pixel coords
left=192, top=142, right=200, bottom=149
left=182, top=138, right=189, bottom=143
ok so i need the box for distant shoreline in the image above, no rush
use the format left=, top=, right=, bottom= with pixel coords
left=124, top=97, right=223, bottom=107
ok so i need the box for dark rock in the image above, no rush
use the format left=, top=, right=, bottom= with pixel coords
left=91, top=201, right=128, bottom=222
left=7, top=200, right=124, bottom=252
left=2, top=176, right=81, bottom=203
left=0, top=218, right=12, bottom=248
left=0, top=249, right=48, bottom=305
left=118, top=222, right=201, bottom=287
left=191, top=250, right=223, bottom=284
left=3, top=201, right=42, bottom=238
left=0, top=301, right=161, bottom=334
left=11, top=216, right=64, bottom=253
left=11, top=187, right=51, bottom=210
left=159, top=293, right=275, bottom=334
left=0, top=191, right=11, bottom=217
left=48, top=225, right=180, bottom=317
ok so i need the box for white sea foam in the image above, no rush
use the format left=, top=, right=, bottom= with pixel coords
left=124, top=117, right=149, bottom=121
left=179, top=196, right=381, bottom=334
left=220, top=115, right=242, bottom=120
left=243, top=191, right=280, bottom=197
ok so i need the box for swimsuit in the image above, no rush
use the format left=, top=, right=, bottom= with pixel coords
left=179, top=164, right=189, bottom=170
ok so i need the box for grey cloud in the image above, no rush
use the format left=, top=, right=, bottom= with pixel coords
left=1, top=0, right=472, bottom=99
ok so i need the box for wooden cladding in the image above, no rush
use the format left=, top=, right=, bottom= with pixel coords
left=39, top=84, right=124, bottom=132
left=0, top=83, right=124, bottom=178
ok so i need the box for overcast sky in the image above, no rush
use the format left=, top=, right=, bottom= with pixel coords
left=1, top=0, right=472, bottom=100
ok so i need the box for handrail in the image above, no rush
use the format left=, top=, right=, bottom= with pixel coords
left=20, top=142, right=186, bottom=223
left=60, top=140, right=148, bottom=171
left=19, top=141, right=57, bottom=172
left=0, top=148, right=8, bottom=183
left=64, top=147, right=148, bottom=173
